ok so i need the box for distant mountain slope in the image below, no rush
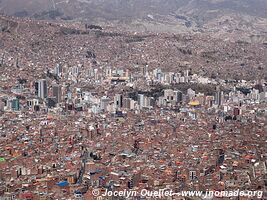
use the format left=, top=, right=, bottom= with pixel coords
left=1, top=0, right=267, bottom=21
left=0, top=0, right=267, bottom=40
left=0, top=14, right=266, bottom=81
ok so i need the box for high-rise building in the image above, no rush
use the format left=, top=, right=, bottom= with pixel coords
left=163, top=89, right=183, bottom=106
left=0, top=100, right=4, bottom=111
left=36, top=79, right=48, bottom=99
left=100, top=96, right=110, bottom=111
left=54, top=64, right=62, bottom=77
left=137, top=94, right=145, bottom=109
left=27, top=99, right=39, bottom=109
left=233, top=107, right=240, bottom=116
left=215, top=87, right=224, bottom=106
left=146, top=97, right=155, bottom=108
left=11, top=98, right=20, bottom=111
left=206, top=96, right=214, bottom=107
left=142, top=65, right=148, bottom=76
left=0, top=53, right=5, bottom=66
left=106, top=67, right=112, bottom=77
left=164, top=89, right=174, bottom=101
left=174, top=90, right=183, bottom=103
left=52, top=84, right=62, bottom=103
left=130, top=99, right=136, bottom=110
left=114, top=94, right=123, bottom=110
left=122, top=98, right=131, bottom=109
left=187, top=88, right=196, bottom=100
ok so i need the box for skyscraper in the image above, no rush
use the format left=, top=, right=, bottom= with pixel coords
left=100, top=96, right=110, bottom=111
left=36, top=79, right=48, bottom=99
left=54, top=64, right=62, bottom=77
left=11, top=98, right=20, bottom=111
left=114, top=94, right=123, bottom=110
left=215, top=87, right=224, bottom=106
left=52, top=84, right=62, bottom=103
left=174, top=90, right=183, bottom=103
left=137, top=94, right=145, bottom=109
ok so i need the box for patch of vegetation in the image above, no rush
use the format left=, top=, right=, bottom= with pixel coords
left=236, top=87, right=251, bottom=95
left=172, top=83, right=216, bottom=96
left=177, top=48, right=192, bottom=55
left=94, top=30, right=123, bottom=38
left=125, top=36, right=145, bottom=43
left=128, top=83, right=217, bottom=100
left=85, top=24, right=103, bottom=30
left=59, top=27, right=90, bottom=35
